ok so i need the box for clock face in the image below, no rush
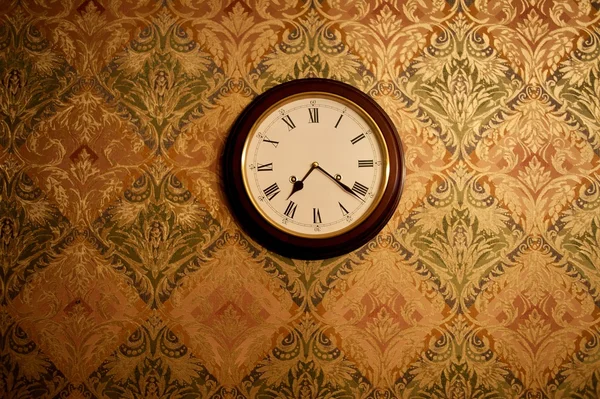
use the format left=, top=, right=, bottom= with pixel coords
left=223, top=78, right=404, bottom=259
left=242, top=93, right=389, bottom=237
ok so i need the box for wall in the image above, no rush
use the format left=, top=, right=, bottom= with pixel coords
left=1, top=0, right=600, bottom=397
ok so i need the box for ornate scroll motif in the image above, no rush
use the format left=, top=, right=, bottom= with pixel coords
left=2, top=0, right=600, bottom=396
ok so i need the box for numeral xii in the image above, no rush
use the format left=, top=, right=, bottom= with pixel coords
left=308, top=108, right=319, bottom=123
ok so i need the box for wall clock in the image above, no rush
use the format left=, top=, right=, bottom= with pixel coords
left=223, top=78, right=404, bottom=259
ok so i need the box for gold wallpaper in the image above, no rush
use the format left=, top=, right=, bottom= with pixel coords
left=1, top=0, right=600, bottom=397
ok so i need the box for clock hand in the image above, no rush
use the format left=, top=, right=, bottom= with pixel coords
left=315, top=165, right=365, bottom=202
left=286, top=162, right=319, bottom=200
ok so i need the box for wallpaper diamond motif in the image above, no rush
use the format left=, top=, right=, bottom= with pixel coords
left=2, top=0, right=600, bottom=398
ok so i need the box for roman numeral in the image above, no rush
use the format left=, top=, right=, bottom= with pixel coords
left=257, top=163, right=273, bottom=171
left=282, top=115, right=296, bottom=130
left=263, top=183, right=280, bottom=201
left=313, top=208, right=321, bottom=224
left=358, top=160, right=374, bottom=168
left=339, top=202, right=349, bottom=216
left=284, top=201, right=297, bottom=218
left=335, top=114, right=343, bottom=128
left=352, top=181, right=369, bottom=197
left=263, top=137, right=279, bottom=147
left=308, top=108, right=319, bottom=123
left=350, top=133, right=365, bottom=144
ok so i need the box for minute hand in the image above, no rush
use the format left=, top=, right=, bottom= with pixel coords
left=316, top=165, right=365, bottom=202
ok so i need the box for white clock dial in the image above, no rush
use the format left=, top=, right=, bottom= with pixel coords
left=242, top=93, right=389, bottom=237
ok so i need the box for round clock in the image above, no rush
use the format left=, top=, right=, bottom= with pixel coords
left=223, top=78, right=404, bottom=259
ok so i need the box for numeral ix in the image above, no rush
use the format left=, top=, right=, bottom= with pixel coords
left=263, top=183, right=280, bottom=201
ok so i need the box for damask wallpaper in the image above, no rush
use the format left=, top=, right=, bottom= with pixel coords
left=1, top=0, right=600, bottom=398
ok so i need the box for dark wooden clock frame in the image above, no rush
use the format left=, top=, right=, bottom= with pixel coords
left=222, top=78, right=405, bottom=259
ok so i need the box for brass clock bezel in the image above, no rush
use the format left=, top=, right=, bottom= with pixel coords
left=240, top=91, right=391, bottom=239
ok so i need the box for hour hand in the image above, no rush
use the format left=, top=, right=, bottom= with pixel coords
left=286, top=162, right=319, bottom=200
left=286, top=180, right=304, bottom=200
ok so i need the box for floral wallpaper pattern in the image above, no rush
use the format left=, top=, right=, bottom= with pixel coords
left=2, top=0, right=600, bottom=398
